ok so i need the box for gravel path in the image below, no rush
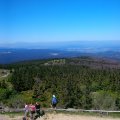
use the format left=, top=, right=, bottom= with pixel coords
left=0, top=113, right=120, bottom=120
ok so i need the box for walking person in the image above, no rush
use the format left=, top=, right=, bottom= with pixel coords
left=51, top=95, right=58, bottom=109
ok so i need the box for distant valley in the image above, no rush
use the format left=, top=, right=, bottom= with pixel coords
left=0, top=48, right=120, bottom=64
left=0, top=41, right=120, bottom=64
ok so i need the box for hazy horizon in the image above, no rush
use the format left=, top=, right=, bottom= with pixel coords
left=0, top=40, right=120, bottom=50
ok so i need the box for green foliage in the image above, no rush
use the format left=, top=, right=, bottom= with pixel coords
left=0, top=88, right=10, bottom=100
left=0, top=80, right=8, bottom=89
left=7, top=91, right=33, bottom=108
left=10, top=67, right=34, bottom=91
left=91, top=91, right=118, bottom=110
left=2, top=58, right=120, bottom=109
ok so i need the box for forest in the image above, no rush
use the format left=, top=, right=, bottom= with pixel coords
left=0, top=57, right=120, bottom=110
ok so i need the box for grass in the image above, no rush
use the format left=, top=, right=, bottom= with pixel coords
left=108, top=112, right=120, bottom=118
left=0, top=111, right=23, bottom=118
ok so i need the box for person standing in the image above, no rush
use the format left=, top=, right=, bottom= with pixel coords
left=24, top=103, right=29, bottom=120
left=35, top=102, right=41, bottom=118
left=51, top=95, right=58, bottom=109
left=29, top=103, right=36, bottom=120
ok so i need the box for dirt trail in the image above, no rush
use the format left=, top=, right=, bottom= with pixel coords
left=0, top=73, right=9, bottom=78
left=42, top=113, right=120, bottom=120
left=0, top=113, right=120, bottom=120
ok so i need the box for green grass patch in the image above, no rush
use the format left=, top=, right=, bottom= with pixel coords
left=108, top=112, right=120, bottom=118
left=0, top=111, right=23, bottom=118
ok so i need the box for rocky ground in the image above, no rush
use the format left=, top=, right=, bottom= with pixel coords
left=0, top=113, right=120, bottom=120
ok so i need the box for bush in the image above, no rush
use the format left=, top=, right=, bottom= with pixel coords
left=91, top=91, right=117, bottom=110
left=7, top=91, right=33, bottom=108
left=0, top=88, right=10, bottom=100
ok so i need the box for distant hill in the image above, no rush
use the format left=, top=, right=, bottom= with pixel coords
left=0, top=48, right=120, bottom=64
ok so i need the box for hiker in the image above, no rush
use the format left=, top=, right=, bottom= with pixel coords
left=51, top=95, right=58, bottom=109
left=35, top=102, right=41, bottom=118
left=29, top=103, right=36, bottom=120
left=24, top=103, right=29, bottom=120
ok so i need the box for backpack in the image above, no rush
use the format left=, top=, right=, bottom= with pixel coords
left=52, top=97, right=58, bottom=104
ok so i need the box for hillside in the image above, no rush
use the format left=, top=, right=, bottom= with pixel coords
left=0, top=57, right=120, bottom=111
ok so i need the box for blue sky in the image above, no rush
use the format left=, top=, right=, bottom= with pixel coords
left=0, top=0, right=120, bottom=46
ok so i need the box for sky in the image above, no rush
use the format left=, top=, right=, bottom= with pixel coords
left=0, top=0, right=120, bottom=47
